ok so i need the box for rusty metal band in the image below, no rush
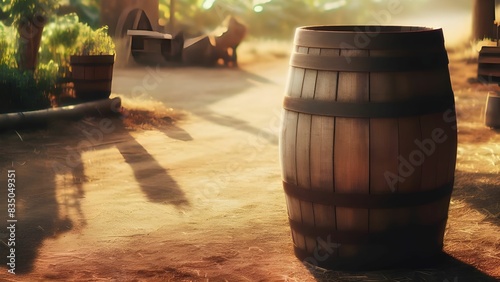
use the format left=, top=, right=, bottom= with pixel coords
left=282, top=181, right=453, bottom=209
left=294, top=26, right=445, bottom=50
left=283, top=96, right=455, bottom=118
left=288, top=218, right=447, bottom=245
left=290, top=52, right=449, bottom=72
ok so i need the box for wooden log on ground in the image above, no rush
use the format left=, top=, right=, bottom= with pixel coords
left=0, top=98, right=122, bottom=131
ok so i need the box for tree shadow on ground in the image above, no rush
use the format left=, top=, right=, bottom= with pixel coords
left=60, top=114, right=191, bottom=207
left=0, top=125, right=83, bottom=274
left=112, top=120, right=190, bottom=206
left=0, top=112, right=191, bottom=274
left=307, top=253, right=498, bottom=281
left=196, top=108, right=279, bottom=145
left=163, top=123, right=193, bottom=141
left=113, top=66, right=279, bottom=145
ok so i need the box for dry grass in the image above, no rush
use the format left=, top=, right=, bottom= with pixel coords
left=115, top=95, right=188, bottom=130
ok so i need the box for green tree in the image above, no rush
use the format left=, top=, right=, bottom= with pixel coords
left=0, top=0, right=60, bottom=71
left=58, top=0, right=100, bottom=28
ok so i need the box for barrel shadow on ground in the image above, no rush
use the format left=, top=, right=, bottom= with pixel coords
left=307, top=253, right=498, bottom=281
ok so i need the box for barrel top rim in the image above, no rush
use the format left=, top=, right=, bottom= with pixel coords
left=293, top=25, right=445, bottom=49
left=297, top=25, right=442, bottom=34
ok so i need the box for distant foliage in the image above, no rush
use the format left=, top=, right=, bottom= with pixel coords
left=155, top=0, right=473, bottom=39
left=4, top=0, right=60, bottom=25
left=67, top=0, right=100, bottom=28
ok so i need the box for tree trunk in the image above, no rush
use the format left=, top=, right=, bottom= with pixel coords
left=169, top=0, right=176, bottom=33
left=17, top=18, right=46, bottom=72
left=472, top=0, right=496, bottom=41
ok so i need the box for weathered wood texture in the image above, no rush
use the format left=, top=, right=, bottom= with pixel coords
left=280, top=26, right=457, bottom=269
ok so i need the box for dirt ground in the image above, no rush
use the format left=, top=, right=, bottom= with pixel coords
left=0, top=46, right=499, bottom=281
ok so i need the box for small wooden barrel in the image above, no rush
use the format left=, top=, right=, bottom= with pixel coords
left=478, top=46, right=500, bottom=84
left=280, top=26, right=457, bottom=269
left=70, top=55, right=115, bottom=101
left=485, top=92, right=500, bottom=128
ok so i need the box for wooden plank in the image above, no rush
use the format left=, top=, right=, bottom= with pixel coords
left=280, top=45, right=305, bottom=248
left=419, top=113, right=440, bottom=191
left=444, top=110, right=458, bottom=181
left=368, top=72, right=400, bottom=193
left=417, top=113, right=441, bottom=226
left=307, top=48, right=338, bottom=257
left=368, top=69, right=403, bottom=232
left=284, top=46, right=308, bottom=253
left=395, top=116, right=422, bottom=228
left=296, top=47, right=318, bottom=253
left=428, top=107, right=453, bottom=245
left=369, top=119, right=399, bottom=231
left=127, top=29, right=173, bottom=39
left=435, top=109, right=457, bottom=188
left=334, top=49, right=370, bottom=258
left=310, top=48, right=339, bottom=229
left=420, top=97, right=456, bottom=229
left=397, top=121, right=423, bottom=193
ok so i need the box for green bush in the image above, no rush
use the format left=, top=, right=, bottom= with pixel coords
left=0, top=22, right=17, bottom=68
left=39, top=13, right=81, bottom=77
left=0, top=65, right=50, bottom=114
left=76, top=25, right=115, bottom=56
left=0, top=11, right=116, bottom=114
left=40, top=13, right=115, bottom=75
left=35, top=60, right=59, bottom=98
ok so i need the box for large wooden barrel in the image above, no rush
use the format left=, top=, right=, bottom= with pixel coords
left=280, top=26, right=457, bottom=269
